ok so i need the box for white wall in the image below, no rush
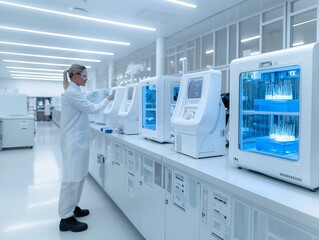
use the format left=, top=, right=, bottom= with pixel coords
left=0, top=78, right=63, bottom=97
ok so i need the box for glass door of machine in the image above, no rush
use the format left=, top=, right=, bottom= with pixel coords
left=239, top=65, right=300, bottom=161
left=142, top=84, right=156, bottom=131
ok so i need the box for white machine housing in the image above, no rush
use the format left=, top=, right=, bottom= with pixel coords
left=0, top=93, right=34, bottom=150
left=0, top=93, right=27, bottom=116
left=229, top=43, right=319, bottom=190
left=0, top=116, right=34, bottom=151
left=118, top=83, right=140, bottom=134
left=139, top=76, right=180, bottom=143
left=104, top=86, right=125, bottom=129
left=171, top=69, right=226, bottom=158
left=85, top=89, right=108, bottom=124
left=95, top=88, right=108, bottom=125
left=85, top=90, right=98, bottom=123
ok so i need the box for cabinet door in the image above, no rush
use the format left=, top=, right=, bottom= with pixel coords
left=123, top=147, right=141, bottom=229
left=89, top=131, right=98, bottom=181
left=200, top=184, right=232, bottom=240
left=105, top=142, right=125, bottom=211
left=89, top=132, right=106, bottom=188
left=252, top=207, right=319, bottom=240
left=139, top=154, right=165, bottom=240
left=165, top=168, right=201, bottom=240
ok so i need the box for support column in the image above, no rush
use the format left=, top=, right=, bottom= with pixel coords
left=108, top=61, right=114, bottom=88
left=317, top=0, right=319, bottom=42
left=156, top=37, right=165, bottom=76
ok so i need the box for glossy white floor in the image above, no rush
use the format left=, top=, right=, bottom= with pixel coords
left=0, top=121, right=145, bottom=240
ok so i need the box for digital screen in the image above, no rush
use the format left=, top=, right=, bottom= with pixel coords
left=127, top=87, right=133, bottom=100
left=38, top=101, right=43, bottom=106
left=172, top=85, right=180, bottom=102
left=142, top=84, right=156, bottom=131
left=188, top=77, right=203, bottom=99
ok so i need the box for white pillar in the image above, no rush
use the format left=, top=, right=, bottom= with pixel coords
left=108, top=61, right=114, bottom=88
left=317, top=0, right=319, bottom=42
left=156, top=37, right=165, bottom=76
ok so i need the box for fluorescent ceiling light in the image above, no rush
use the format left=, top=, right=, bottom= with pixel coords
left=12, top=77, right=63, bottom=81
left=0, top=41, right=114, bottom=55
left=0, top=51, right=101, bottom=62
left=293, top=18, right=316, bottom=27
left=9, top=71, right=62, bottom=76
left=0, top=26, right=130, bottom=45
left=11, top=74, right=62, bottom=78
left=250, top=51, right=260, bottom=56
left=0, top=1, right=156, bottom=31
left=166, top=0, right=197, bottom=8
left=241, top=35, right=260, bottom=43
left=6, top=66, right=64, bottom=72
left=205, top=49, right=214, bottom=54
left=292, top=41, right=304, bottom=47
left=3, top=60, right=91, bottom=68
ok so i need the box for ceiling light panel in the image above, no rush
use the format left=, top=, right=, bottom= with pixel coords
left=166, top=0, right=197, bottom=8
left=12, top=76, right=63, bottom=81
left=3, top=60, right=91, bottom=68
left=0, top=1, right=156, bottom=31
left=6, top=66, right=64, bottom=72
left=9, top=71, right=63, bottom=76
left=11, top=74, right=62, bottom=78
left=0, top=51, right=101, bottom=62
left=0, top=41, right=114, bottom=55
left=0, top=26, right=130, bottom=45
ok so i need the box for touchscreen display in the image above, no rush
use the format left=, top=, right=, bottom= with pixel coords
left=188, top=77, right=203, bottom=99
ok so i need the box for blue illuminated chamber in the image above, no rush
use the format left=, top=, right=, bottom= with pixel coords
left=142, top=85, right=156, bottom=131
left=239, top=65, right=300, bottom=161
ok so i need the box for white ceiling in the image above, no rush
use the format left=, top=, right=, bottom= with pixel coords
left=0, top=0, right=284, bottom=81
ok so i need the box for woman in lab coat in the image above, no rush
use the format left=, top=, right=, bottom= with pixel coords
left=44, top=99, right=51, bottom=121
left=58, top=64, right=113, bottom=232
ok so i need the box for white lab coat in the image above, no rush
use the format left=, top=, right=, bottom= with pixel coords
left=44, top=100, right=51, bottom=116
left=60, top=82, right=108, bottom=182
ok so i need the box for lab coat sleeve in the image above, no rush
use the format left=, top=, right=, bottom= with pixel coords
left=65, top=90, right=108, bottom=114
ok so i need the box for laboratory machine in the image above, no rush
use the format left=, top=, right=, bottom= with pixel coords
left=104, top=86, right=125, bottom=129
left=139, top=76, right=180, bottom=143
left=85, top=90, right=98, bottom=123
left=171, top=69, right=226, bottom=158
left=118, top=83, right=140, bottom=134
left=0, top=116, right=35, bottom=151
left=0, top=93, right=34, bottom=150
left=229, top=43, right=319, bottom=190
left=95, top=88, right=108, bottom=125
left=0, top=93, right=27, bottom=116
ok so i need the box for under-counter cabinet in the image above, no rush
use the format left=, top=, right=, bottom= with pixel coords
left=104, top=140, right=126, bottom=211
left=123, top=146, right=142, bottom=230
left=89, top=130, right=110, bottom=188
left=138, top=152, right=166, bottom=240
left=89, top=127, right=319, bottom=240
left=165, top=168, right=201, bottom=240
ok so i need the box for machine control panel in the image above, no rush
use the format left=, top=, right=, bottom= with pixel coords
left=183, top=107, right=197, bottom=120
left=173, top=173, right=186, bottom=210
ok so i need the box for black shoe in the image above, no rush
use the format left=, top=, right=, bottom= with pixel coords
left=59, top=216, right=88, bottom=232
left=74, top=206, right=90, bottom=217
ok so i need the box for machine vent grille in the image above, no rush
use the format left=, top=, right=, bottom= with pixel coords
left=176, top=134, right=182, bottom=152
left=280, top=173, right=302, bottom=182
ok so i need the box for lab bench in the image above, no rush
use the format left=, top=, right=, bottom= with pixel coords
left=89, top=124, right=319, bottom=240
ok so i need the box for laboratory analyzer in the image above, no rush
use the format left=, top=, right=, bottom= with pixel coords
left=171, top=69, right=226, bottom=158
